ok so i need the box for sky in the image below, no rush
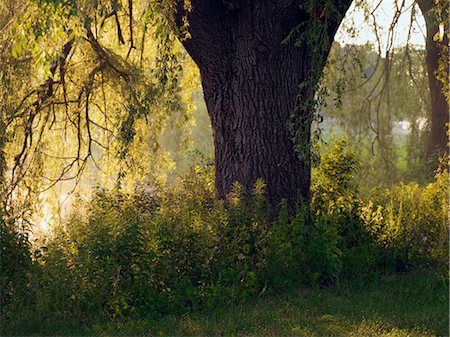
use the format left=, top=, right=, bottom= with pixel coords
left=335, top=0, right=426, bottom=51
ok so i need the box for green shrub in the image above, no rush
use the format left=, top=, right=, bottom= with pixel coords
left=311, top=137, right=360, bottom=214
left=309, top=138, right=381, bottom=284
left=2, top=141, right=447, bottom=334
left=13, top=165, right=271, bottom=326
left=361, top=162, right=448, bottom=271
left=265, top=202, right=307, bottom=289
left=0, top=204, right=33, bottom=313
left=266, top=204, right=344, bottom=288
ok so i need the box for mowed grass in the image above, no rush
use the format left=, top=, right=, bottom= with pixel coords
left=11, top=269, right=444, bottom=337
left=87, top=270, right=448, bottom=337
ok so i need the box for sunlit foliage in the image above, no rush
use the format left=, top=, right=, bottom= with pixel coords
left=0, top=0, right=198, bottom=203
left=1, top=140, right=447, bottom=334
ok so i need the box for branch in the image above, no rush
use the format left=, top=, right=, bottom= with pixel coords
left=126, top=0, right=136, bottom=58
left=10, top=39, right=75, bottom=188
left=85, top=25, right=130, bottom=81
left=114, top=11, right=126, bottom=44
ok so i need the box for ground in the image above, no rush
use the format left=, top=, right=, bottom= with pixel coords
left=13, top=269, right=446, bottom=337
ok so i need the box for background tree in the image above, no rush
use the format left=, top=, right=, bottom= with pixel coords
left=321, top=42, right=430, bottom=186
left=319, top=0, right=448, bottom=185
left=416, top=0, right=449, bottom=159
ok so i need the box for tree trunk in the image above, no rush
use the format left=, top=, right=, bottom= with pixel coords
left=0, top=117, right=5, bottom=193
left=176, top=0, right=350, bottom=211
left=417, top=0, right=449, bottom=159
left=201, top=41, right=313, bottom=209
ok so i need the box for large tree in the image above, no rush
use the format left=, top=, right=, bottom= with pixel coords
left=174, top=1, right=352, bottom=209
left=2, top=0, right=353, bottom=213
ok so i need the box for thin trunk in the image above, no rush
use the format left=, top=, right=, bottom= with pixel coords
left=417, top=0, right=449, bottom=159
left=0, top=114, right=5, bottom=193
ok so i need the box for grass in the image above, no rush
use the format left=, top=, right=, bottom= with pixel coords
left=7, top=268, right=447, bottom=337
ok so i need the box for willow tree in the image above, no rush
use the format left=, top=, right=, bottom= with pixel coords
left=173, top=1, right=352, bottom=209
left=4, top=0, right=353, bottom=213
left=1, top=0, right=200, bottom=200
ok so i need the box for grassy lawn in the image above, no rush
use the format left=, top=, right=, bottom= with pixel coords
left=37, top=269, right=445, bottom=337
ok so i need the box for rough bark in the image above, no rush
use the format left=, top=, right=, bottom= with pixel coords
left=417, top=0, right=449, bottom=159
left=0, top=117, right=5, bottom=192
left=176, top=0, right=351, bottom=211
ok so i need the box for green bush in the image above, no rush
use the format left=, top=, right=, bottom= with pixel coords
left=310, top=138, right=381, bottom=284
left=0, top=205, right=33, bottom=314
left=8, top=165, right=271, bottom=329
left=266, top=205, right=344, bottom=289
left=1, top=140, right=447, bottom=334
left=361, top=162, right=448, bottom=271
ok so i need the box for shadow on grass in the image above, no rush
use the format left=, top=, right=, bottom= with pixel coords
left=87, top=269, right=448, bottom=337
left=3, top=269, right=448, bottom=336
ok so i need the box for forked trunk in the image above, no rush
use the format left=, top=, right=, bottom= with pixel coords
left=176, top=0, right=350, bottom=211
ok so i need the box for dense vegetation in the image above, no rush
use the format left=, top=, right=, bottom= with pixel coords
left=1, top=140, right=447, bottom=335
left=1, top=0, right=448, bottom=336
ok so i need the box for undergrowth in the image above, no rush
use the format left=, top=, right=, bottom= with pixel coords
left=1, top=139, right=448, bottom=335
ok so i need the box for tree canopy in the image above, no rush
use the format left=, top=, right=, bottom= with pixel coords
left=0, top=0, right=448, bottom=211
